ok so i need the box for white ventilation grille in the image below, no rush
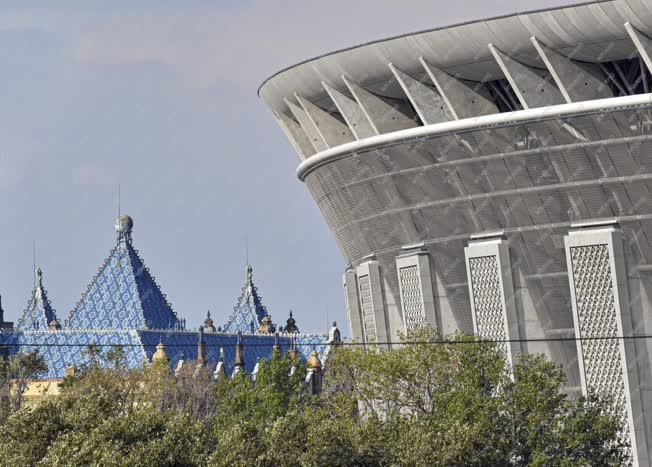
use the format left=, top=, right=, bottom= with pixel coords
left=570, top=243, right=631, bottom=451
left=358, top=275, right=376, bottom=342
left=398, top=265, right=426, bottom=330
left=469, top=255, right=508, bottom=356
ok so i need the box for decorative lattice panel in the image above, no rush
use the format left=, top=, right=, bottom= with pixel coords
left=399, top=265, right=426, bottom=330
left=570, top=244, right=631, bottom=451
left=359, top=275, right=376, bottom=342
left=469, top=255, right=508, bottom=356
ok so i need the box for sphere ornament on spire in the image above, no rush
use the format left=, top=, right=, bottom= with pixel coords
left=115, top=215, right=134, bottom=238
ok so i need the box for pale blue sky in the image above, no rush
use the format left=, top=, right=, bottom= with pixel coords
left=0, top=0, right=577, bottom=333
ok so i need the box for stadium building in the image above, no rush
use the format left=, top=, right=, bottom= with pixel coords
left=259, top=0, right=652, bottom=463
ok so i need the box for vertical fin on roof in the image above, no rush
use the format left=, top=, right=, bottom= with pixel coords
left=625, top=23, right=652, bottom=76
left=488, top=43, right=565, bottom=109
left=294, top=93, right=354, bottom=147
left=419, top=57, right=498, bottom=119
left=341, top=75, right=418, bottom=134
left=322, top=81, right=376, bottom=140
left=273, top=110, right=316, bottom=161
left=388, top=63, right=453, bottom=125
left=284, top=98, right=328, bottom=152
left=530, top=37, right=612, bottom=103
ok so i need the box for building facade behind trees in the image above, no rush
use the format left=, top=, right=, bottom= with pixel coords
left=259, top=1, right=652, bottom=464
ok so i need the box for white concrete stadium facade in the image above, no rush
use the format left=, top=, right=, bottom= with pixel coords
left=259, top=1, right=652, bottom=463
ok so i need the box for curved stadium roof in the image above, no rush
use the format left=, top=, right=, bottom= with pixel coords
left=259, top=0, right=651, bottom=112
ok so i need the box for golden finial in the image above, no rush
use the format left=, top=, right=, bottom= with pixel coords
left=152, top=340, right=169, bottom=363
left=307, top=351, right=321, bottom=369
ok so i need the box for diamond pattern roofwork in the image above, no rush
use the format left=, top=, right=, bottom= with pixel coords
left=66, top=215, right=179, bottom=331
left=11, top=330, right=146, bottom=379
left=222, top=265, right=268, bottom=334
left=16, top=268, right=58, bottom=331
left=0, top=215, right=332, bottom=380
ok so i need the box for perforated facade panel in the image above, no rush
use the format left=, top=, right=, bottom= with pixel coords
left=359, top=275, right=376, bottom=342
left=468, top=255, right=508, bottom=356
left=569, top=243, right=632, bottom=451
left=398, top=265, right=426, bottom=329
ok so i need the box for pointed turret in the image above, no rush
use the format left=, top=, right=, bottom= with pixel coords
left=305, top=351, right=323, bottom=395
left=232, top=332, right=245, bottom=377
left=328, top=321, right=342, bottom=347
left=0, top=295, right=13, bottom=331
left=197, top=326, right=206, bottom=365
left=213, top=348, right=226, bottom=380
left=284, top=310, right=299, bottom=334
left=272, top=332, right=281, bottom=357
left=17, top=268, right=59, bottom=331
left=223, top=265, right=270, bottom=334
left=203, top=311, right=216, bottom=333
left=174, top=353, right=185, bottom=377
left=67, top=215, right=179, bottom=330
left=252, top=358, right=261, bottom=382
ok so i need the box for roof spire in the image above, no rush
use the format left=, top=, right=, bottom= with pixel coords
left=285, top=309, right=299, bottom=334
left=17, top=267, right=58, bottom=331
left=233, top=332, right=245, bottom=376
left=272, top=331, right=280, bottom=357
left=203, top=310, right=216, bottom=333
left=197, top=326, right=206, bottom=365
left=36, top=267, right=43, bottom=290
left=222, top=263, right=269, bottom=334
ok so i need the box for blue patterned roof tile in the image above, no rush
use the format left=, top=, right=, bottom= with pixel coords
left=66, top=222, right=179, bottom=330
left=16, top=268, right=58, bottom=331
left=222, top=265, right=269, bottom=334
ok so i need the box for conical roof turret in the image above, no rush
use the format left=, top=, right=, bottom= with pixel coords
left=223, top=264, right=270, bottom=334
left=17, top=268, right=59, bottom=331
left=66, top=215, right=179, bottom=330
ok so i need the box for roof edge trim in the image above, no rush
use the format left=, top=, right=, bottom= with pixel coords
left=296, top=94, right=652, bottom=181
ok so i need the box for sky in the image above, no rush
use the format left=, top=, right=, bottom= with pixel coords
left=0, top=0, right=579, bottom=334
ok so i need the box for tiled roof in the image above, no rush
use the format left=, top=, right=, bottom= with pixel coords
left=222, top=265, right=268, bottom=334
left=2, top=215, right=332, bottom=380
left=66, top=219, right=179, bottom=330
left=16, top=268, right=58, bottom=331
left=13, top=330, right=146, bottom=379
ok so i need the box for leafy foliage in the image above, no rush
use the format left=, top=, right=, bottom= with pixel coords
left=0, top=331, right=629, bottom=466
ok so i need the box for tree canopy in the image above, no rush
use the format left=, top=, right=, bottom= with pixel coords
left=0, top=329, right=629, bottom=466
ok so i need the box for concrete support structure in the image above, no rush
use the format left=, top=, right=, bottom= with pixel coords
left=418, top=57, right=498, bottom=119
left=465, top=235, right=520, bottom=366
left=356, top=258, right=389, bottom=348
left=342, top=75, right=417, bottom=134
left=565, top=223, right=648, bottom=466
left=343, top=268, right=364, bottom=343
left=322, top=81, right=376, bottom=139
left=488, top=43, right=565, bottom=109
left=530, top=37, right=612, bottom=103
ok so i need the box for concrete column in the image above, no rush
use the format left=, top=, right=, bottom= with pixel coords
left=565, top=222, right=648, bottom=466
left=343, top=268, right=364, bottom=343
left=395, top=247, right=437, bottom=333
left=464, top=234, right=520, bottom=367
left=356, top=257, right=389, bottom=348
